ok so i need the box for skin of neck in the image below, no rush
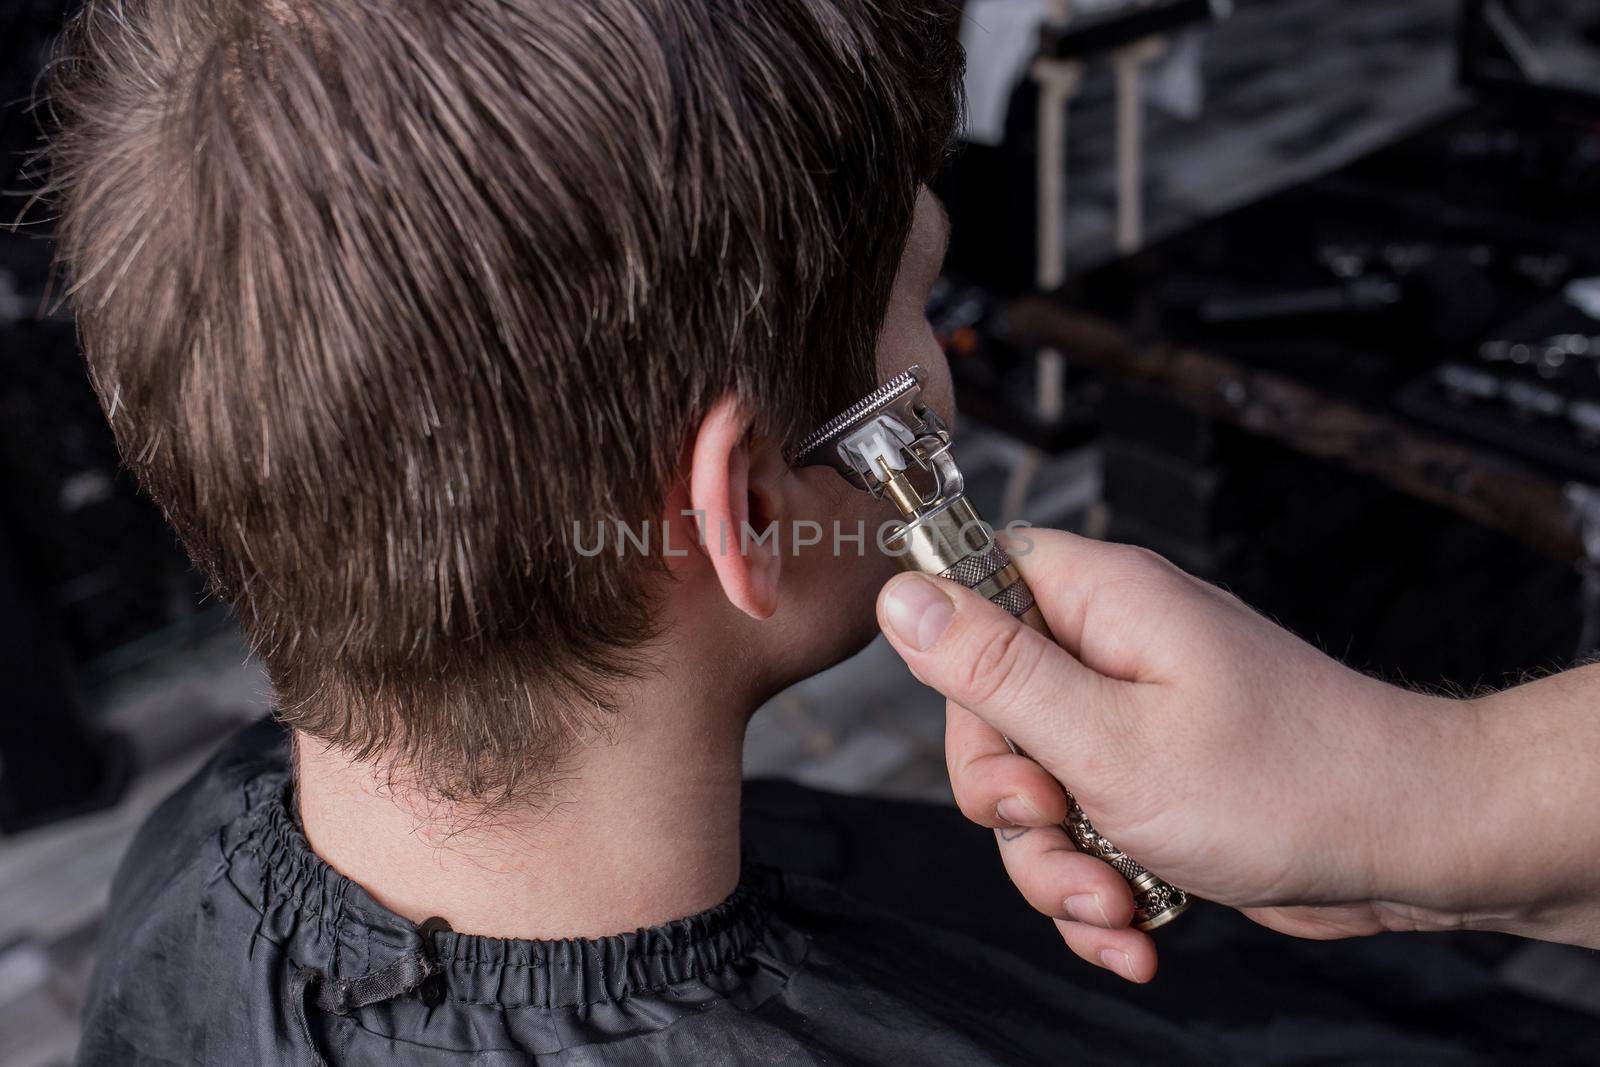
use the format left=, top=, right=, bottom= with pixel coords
left=294, top=597, right=773, bottom=941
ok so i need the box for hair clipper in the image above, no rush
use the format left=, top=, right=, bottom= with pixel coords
left=793, top=366, right=1190, bottom=931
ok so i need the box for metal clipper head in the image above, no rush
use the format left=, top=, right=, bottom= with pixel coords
left=791, top=366, right=963, bottom=521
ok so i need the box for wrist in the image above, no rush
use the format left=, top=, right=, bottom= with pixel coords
left=1454, top=680, right=1600, bottom=946
left=1360, top=677, right=1600, bottom=946
left=1351, top=682, right=1496, bottom=921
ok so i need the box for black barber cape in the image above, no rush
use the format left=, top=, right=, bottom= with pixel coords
left=81, top=719, right=1600, bottom=1065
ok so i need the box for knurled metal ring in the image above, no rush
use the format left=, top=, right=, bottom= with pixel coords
left=940, top=541, right=1012, bottom=589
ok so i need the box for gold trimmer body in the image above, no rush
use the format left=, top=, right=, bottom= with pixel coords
left=794, top=366, right=1190, bottom=931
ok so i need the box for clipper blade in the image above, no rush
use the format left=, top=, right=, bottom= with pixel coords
left=792, top=367, right=926, bottom=471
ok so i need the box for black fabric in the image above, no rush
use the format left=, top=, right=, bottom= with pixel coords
left=740, top=781, right=1600, bottom=1063
left=80, top=719, right=1600, bottom=1065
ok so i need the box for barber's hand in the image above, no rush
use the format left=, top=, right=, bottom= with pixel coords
left=876, top=529, right=1489, bottom=983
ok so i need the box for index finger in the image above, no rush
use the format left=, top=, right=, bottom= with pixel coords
left=946, top=701, right=1069, bottom=829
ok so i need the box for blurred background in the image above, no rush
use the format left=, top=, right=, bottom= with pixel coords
left=3, top=0, right=1600, bottom=1062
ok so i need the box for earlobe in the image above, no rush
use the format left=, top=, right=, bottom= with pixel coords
left=688, top=395, right=784, bottom=620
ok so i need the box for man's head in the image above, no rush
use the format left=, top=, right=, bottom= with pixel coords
left=50, top=0, right=962, bottom=800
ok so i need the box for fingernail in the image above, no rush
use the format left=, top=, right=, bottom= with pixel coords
left=1099, top=949, right=1137, bottom=981
left=1066, top=894, right=1110, bottom=928
left=995, top=795, right=1039, bottom=826
left=882, top=574, right=954, bottom=651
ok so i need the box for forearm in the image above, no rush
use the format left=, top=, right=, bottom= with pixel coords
left=1373, top=664, right=1600, bottom=946
left=1459, top=663, right=1600, bottom=946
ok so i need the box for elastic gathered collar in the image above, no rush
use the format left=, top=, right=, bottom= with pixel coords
left=223, top=771, right=803, bottom=1012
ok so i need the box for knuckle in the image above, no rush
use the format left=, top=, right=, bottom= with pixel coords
left=948, top=768, right=995, bottom=824
left=955, top=795, right=991, bottom=827
left=1100, top=544, right=1192, bottom=617
left=958, top=622, right=1042, bottom=709
left=944, top=731, right=988, bottom=788
left=995, top=831, right=1073, bottom=916
left=1114, top=544, right=1174, bottom=580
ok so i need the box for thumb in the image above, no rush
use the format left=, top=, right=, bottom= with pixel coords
left=876, top=571, right=1113, bottom=774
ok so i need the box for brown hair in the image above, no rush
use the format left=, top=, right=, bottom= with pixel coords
left=48, top=0, right=962, bottom=800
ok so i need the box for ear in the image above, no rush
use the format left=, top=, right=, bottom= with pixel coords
left=688, top=394, right=785, bottom=621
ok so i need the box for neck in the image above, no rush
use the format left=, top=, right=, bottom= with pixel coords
left=295, top=685, right=751, bottom=940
